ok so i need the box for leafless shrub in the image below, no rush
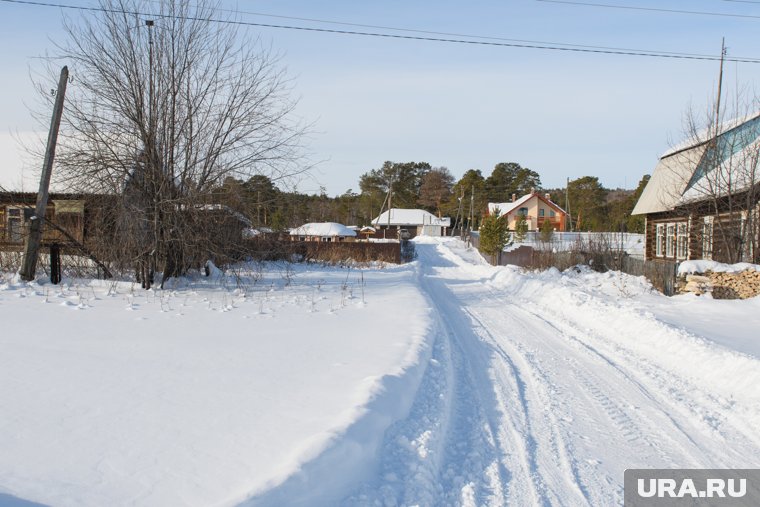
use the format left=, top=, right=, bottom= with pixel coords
left=30, top=0, right=309, bottom=287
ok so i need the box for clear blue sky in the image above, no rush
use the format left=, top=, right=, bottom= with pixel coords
left=2, top=0, right=760, bottom=195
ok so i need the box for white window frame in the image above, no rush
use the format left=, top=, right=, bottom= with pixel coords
left=655, top=224, right=665, bottom=257
left=666, top=224, right=675, bottom=258
left=703, top=216, right=713, bottom=260
left=676, top=223, right=688, bottom=260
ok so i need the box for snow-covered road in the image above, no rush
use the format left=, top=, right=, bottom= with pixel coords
left=342, top=237, right=760, bottom=506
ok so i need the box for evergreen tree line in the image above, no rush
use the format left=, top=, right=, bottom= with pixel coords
left=213, top=162, right=650, bottom=234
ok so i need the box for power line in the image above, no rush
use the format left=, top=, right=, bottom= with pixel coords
left=154, top=0, right=745, bottom=59
left=536, top=0, right=760, bottom=20
left=2, top=0, right=760, bottom=63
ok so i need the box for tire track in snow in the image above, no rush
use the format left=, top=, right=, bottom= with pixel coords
left=460, top=272, right=752, bottom=489
left=412, top=240, right=561, bottom=505
left=417, top=238, right=759, bottom=504
left=434, top=237, right=754, bottom=466
left=344, top=237, right=759, bottom=505
left=511, top=305, right=711, bottom=459
left=464, top=306, right=598, bottom=506
left=511, top=293, right=760, bottom=463
left=428, top=280, right=539, bottom=507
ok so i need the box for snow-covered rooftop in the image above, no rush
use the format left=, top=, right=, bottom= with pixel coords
left=660, top=110, right=760, bottom=159
left=488, top=192, right=566, bottom=216
left=634, top=112, right=760, bottom=215
left=289, top=222, right=357, bottom=237
left=487, top=194, right=534, bottom=216
left=372, top=209, right=450, bottom=227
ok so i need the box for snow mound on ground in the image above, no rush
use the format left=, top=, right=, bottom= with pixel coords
left=485, top=262, right=760, bottom=409
left=0, top=261, right=434, bottom=507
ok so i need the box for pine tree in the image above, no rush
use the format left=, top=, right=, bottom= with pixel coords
left=515, top=214, right=528, bottom=242
left=479, top=210, right=511, bottom=263
left=539, top=218, right=554, bottom=243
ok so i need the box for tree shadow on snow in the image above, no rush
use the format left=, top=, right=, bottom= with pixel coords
left=0, top=494, right=50, bottom=507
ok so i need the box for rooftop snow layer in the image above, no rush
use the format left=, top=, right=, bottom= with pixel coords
left=372, top=209, right=450, bottom=227
left=289, top=222, right=357, bottom=237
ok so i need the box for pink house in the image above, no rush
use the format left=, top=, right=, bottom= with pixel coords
left=487, top=191, right=567, bottom=232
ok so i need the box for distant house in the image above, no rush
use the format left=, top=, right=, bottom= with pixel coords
left=1, top=191, right=252, bottom=269
left=632, top=112, right=760, bottom=263
left=487, top=191, right=567, bottom=232
left=0, top=192, right=102, bottom=251
left=371, top=208, right=451, bottom=238
left=289, top=222, right=357, bottom=242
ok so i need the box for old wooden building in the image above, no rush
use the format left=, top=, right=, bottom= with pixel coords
left=632, top=113, right=760, bottom=264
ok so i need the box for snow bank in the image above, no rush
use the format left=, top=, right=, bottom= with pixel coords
left=485, top=262, right=760, bottom=415
left=0, top=262, right=433, bottom=507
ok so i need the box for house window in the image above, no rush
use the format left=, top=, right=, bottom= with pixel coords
left=703, top=217, right=713, bottom=260
left=676, top=223, right=688, bottom=260
left=8, top=208, right=23, bottom=243
left=549, top=210, right=556, bottom=217
left=666, top=224, right=675, bottom=258
left=518, top=207, right=528, bottom=216
left=539, top=209, right=545, bottom=217
left=655, top=224, right=665, bottom=257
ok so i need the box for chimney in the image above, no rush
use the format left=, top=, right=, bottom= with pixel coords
left=530, top=187, right=535, bottom=195
left=511, top=193, right=516, bottom=202
left=545, top=193, right=551, bottom=201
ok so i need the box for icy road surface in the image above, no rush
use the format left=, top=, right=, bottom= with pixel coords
left=339, top=237, right=760, bottom=506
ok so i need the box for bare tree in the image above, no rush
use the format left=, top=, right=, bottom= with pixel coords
left=33, top=0, right=308, bottom=286
left=678, top=93, right=760, bottom=263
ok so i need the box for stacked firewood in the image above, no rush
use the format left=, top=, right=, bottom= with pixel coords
left=680, top=270, right=760, bottom=299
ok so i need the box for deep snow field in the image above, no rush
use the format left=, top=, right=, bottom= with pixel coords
left=1, top=237, right=758, bottom=506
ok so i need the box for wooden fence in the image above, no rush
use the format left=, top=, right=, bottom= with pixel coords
left=239, top=238, right=400, bottom=264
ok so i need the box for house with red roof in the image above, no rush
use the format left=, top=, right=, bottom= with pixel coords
left=488, top=190, right=567, bottom=232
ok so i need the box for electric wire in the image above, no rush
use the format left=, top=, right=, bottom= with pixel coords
left=146, top=0, right=747, bottom=59
left=1, top=0, right=759, bottom=63
left=536, top=0, right=760, bottom=20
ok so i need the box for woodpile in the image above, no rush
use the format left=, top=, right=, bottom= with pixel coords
left=678, top=269, right=760, bottom=299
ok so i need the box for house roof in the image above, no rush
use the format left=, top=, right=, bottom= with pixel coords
left=660, top=111, right=760, bottom=159
left=488, top=194, right=534, bottom=216
left=488, top=192, right=566, bottom=217
left=631, top=146, right=706, bottom=215
left=371, top=208, right=450, bottom=227
left=289, top=222, right=357, bottom=237
left=633, top=112, right=760, bottom=215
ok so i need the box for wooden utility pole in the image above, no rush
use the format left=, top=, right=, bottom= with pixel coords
left=470, top=184, right=474, bottom=231
left=565, top=177, right=573, bottom=232
left=20, top=66, right=69, bottom=281
left=715, top=38, right=726, bottom=139
left=386, top=174, right=393, bottom=238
